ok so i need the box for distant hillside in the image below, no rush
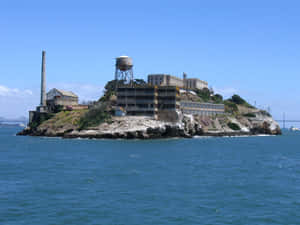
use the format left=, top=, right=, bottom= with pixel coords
left=0, top=116, right=28, bottom=123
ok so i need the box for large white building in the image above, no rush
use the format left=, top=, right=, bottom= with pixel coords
left=148, top=74, right=183, bottom=87
left=185, top=78, right=208, bottom=90
left=148, top=74, right=208, bottom=90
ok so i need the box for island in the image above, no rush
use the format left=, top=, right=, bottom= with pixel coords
left=18, top=53, right=281, bottom=139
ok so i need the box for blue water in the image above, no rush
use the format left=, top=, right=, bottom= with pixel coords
left=0, top=126, right=300, bottom=225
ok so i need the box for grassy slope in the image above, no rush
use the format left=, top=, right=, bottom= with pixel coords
left=38, top=109, right=87, bottom=130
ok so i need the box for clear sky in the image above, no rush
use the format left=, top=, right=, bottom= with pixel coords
left=0, top=0, right=299, bottom=121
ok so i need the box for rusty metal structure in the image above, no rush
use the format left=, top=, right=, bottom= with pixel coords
left=114, top=56, right=134, bottom=90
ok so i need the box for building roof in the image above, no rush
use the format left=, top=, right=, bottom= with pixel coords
left=49, top=88, right=78, bottom=98
left=57, top=89, right=78, bottom=98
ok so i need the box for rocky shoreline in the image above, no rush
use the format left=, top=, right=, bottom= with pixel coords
left=18, top=112, right=281, bottom=139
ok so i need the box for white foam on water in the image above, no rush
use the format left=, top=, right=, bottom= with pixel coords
left=193, top=136, right=213, bottom=139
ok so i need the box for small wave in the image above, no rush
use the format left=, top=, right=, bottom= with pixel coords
left=193, top=136, right=213, bottom=139
left=194, top=134, right=275, bottom=139
left=41, top=136, right=62, bottom=139
left=256, top=134, right=274, bottom=137
left=130, top=154, right=140, bottom=158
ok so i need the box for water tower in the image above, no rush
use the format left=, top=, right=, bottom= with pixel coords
left=114, top=56, right=134, bottom=88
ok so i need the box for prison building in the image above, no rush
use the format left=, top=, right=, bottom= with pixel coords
left=116, top=86, right=158, bottom=117
left=46, top=88, right=78, bottom=108
left=157, top=86, right=180, bottom=111
left=148, top=74, right=184, bottom=87
left=184, top=78, right=208, bottom=90
left=148, top=74, right=208, bottom=90
left=180, top=101, right=225, bottom=116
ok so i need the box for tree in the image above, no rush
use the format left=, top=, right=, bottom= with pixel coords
left=212, top=94, right=223, bottom=103
left=196, top=88, right=212, bottom=102
left=228, top=94, right=255, bottom=108
left=99, top=79, right=147, bottom=102
left=230, top=95, right=246, bottom=105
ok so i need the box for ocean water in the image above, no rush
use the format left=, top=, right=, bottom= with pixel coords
left=0, top=126, right=300, bottom=225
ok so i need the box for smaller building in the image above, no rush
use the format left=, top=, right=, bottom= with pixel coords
left=180, top=101, right=225, bottom=116
left=46, top=88, right=78, bottom=108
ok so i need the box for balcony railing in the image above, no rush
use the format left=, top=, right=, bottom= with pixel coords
left=117, top=92, right=157, bottom=96
left=117, top=99, right=158, bottom=104
left=126, top=107, right=158, bottom=112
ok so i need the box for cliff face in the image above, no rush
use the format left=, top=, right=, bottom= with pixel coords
left=18, top=110, right=281, bottom=139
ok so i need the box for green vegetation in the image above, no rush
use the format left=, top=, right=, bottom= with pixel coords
left=99, top=80, right=120, bottom=102
left=99, top=79, right=147, bottom=102
left=230, top=94, right=246, bottom=105
left=227, top=122, right=241, bottom=131
left=52, top=105, right=64, bottom=113
left=36, top=109, right=87, bottom=131
left=243, top=112, right=256, bottom=118
left=228, top=94, right=255, bottom=109
left=29, top=113, right=54, bottom=130
left=78, top=103, right=111, bottom=130
left=53, top=110, right=83, bottom=126
left=195, top=88, right=224, bottom=104
left=195, top=88, right=212, bottom=102
left=223, top=94, right=257, bottom=115
left=212, top=94, right=223, bottom=104
left=224, top=100, right=238, bottom=114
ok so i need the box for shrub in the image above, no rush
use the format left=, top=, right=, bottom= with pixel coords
left=212, top=94, right=223, bottom=103
left=29, top=112, right=54, bottom=130
left=224, top=100, right=238, bottom=114
left=196, top=88, right=212, bottom=102
left=227, top=94, right=255, bottom=109
left=78, top=103, right=111, bottom=130
left=99, top=79, right=147, bottom=102
left=243, top=112, right=256, bottom=118
left=230, top=95, right=246, bottom=105
left=227, top=122, right=241, bottom=131
left=53, top=105, right=64, bottom=113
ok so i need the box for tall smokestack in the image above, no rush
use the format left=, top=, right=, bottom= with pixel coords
left=40, top=51, right=46, bottom=106
left=183, top=72, right=187, bottom=90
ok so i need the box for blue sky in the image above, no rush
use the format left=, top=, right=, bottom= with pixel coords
left=0, top=0, right=299, bottom=121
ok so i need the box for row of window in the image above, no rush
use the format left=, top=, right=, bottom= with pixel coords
left=118, top=90, right=156, bottom=94
left=183, top=109, right=224, bottom=115
left=148, top=76, right=164, bottom=85
left=118, top=96, right=155, bottom=100
left=119, top=104, right=155, bottom=108
left=181, top=102, right=224, bottom=109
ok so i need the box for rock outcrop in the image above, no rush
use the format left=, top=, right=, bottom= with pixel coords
left=18, top=110, right=281, bottom=139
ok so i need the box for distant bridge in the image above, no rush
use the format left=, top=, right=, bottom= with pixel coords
left=275, top=119, right=300, bottom=129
